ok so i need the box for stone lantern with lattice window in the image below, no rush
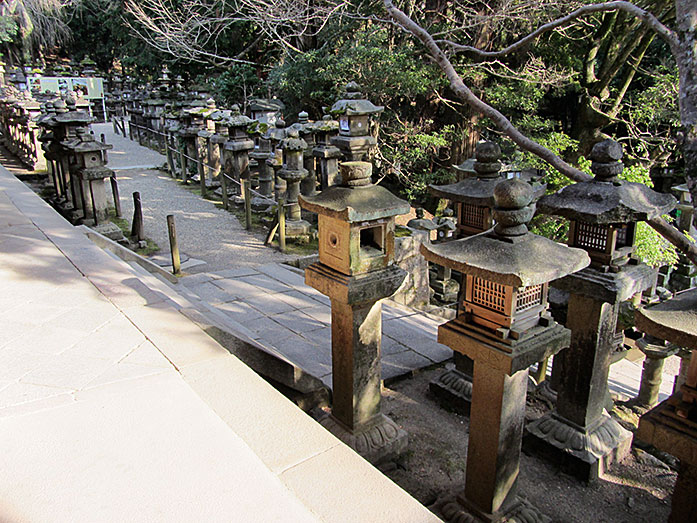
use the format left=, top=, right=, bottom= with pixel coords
left=422, top=178, right=589, bottom=522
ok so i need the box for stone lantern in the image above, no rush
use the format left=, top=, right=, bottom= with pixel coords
left=279, top=129, right=311, bottom=237
left=422, top=178, right=589, bottom=521
left=248, top=98, right=284, bottom=126
left=300, top=161, right=410, bottom=463
left=669, top=183, right=696, bottom=291
left=266, top=119, right=287, bottom=202
left=72, top=128, right=118, bottom=235
left=526, top=139, right=676, bottom=481
left=329, top=82, right=383, bottom=161
left=247, top=116, right=275, bottom=206
left=196, top=98, right=217, bottom=189
left=312, top=114, right=341, bottom=189
left=294, top=111, right=318, bottom=196
left=208, top=108, right=229, bottom=190
left=635, top=288, right=697, bottom=523
left=222, top=105, right=254, bottom=198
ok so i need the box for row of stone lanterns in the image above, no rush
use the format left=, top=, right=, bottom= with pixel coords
left=114, top=80, right=386, bottom=241
left=32, top=91, right=121, bottom=239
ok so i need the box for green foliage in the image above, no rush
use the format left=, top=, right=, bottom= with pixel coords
left=0, top=16, right=18, bottom=45
left=213, top=64, right=262, bottom=106
left=384, top=123, right=461, bottom=203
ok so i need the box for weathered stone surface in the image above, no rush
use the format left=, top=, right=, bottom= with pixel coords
left=538, top=140, right=675, bottom=224
left=635, top=288, right=697, bottom=350
left=300, top=162, right=409, bottom=222
left=552, top=263, right=657, bottom=304
left=422, top=232, right=589, bottom=288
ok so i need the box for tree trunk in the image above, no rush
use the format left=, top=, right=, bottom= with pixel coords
left=676, top=0, right=697, bottom=210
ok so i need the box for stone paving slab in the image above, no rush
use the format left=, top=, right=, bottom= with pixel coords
left=182, top=262, right=453, bottom=386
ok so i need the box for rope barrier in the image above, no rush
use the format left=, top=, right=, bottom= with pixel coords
left=125, top=120, right=277, bottom=205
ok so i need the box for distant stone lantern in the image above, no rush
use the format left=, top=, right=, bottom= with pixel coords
left=312, top=114, right=341, bottom=189
left=72, top=128, right=116, bottom=231
left=248, top=98, right=283, bottom=126
left=526, top=139, right=676, bottom=481
left=279, top=129, right=311, bottom=237
left=422, top=178, right=589, bottom=522
left=300, top=161, right=411, bottom=463
left=329, top=82, right=383, bottom=161
left=222, top=104, right=254, bottom=197
left=266, top=119, right=287, bottom=202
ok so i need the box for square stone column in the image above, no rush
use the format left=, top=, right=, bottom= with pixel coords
left=306, top=263, right=408, bottom=464
left=525, top=263, right=656, bottom=481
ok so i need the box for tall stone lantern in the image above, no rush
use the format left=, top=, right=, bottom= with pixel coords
left=312, top=114, right=340, bottom=189
left=526, top=139, right=676, bottom=481
left=329, top=82, right=383, bottom=161
left=422, top=179, right=589, bottom=522
left=300, top=161, right=410, bottom=463
left=222, top=105, right=254, bottom=197
left=279, top=129, right=311, bottom=237
left=426, top=141, right=505, bottom=414
left=427, top=142, right=546, bottom=414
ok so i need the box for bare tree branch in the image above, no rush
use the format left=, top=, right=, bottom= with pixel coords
left=438, top=1, right=679, bottom=61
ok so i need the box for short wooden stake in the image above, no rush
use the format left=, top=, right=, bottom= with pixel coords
left=167, top=214, right=181, bottom=275
left=279, top=198, right=286, bottom=253
left=243, top=179, right=252, bottom=230
left=131, top=191, right=144, bottom=241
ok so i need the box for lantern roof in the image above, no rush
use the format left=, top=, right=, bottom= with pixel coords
left=224, top=104, right=254, bottom=128
left=329, top=82, right=384, bottom=117
left=538, top=140, right=676, bottom=224
left=300, top=161, right=409, bottom=223
left=635, top=288, right=697, bottom=350
left=422, top=178, right=589, bottom=287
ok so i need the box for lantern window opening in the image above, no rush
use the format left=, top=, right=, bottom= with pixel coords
left=470, top=277, right=507, bottom=314
left=515, top=284, right=543, bottom=313
left=573, top=221, right=609, bottom=252
left=460, top=203, right=486, bottom=230
left=359, top=225, right=385, bottom=258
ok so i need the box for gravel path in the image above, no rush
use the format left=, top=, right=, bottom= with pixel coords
left=96, top=123, right=295, bottom=273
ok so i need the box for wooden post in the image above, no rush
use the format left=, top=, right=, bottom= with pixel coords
left=279, top=198, right=286, bottom=253
left=199, top=155, right=207, bottom=198
left=100, top=133, right=108, bottom=163
left=179, top=148, right=188, bottom=183
left=131, top=191, right=144, bottom=241
left=221, top=173, right=229, bottom=210
left=167, top=214, right=181, bottom=276
left=243, top=179, right=252, bottom=230
left=89, top=180, right=98, bottom=225
left=110, top=174, right=121, bottom=217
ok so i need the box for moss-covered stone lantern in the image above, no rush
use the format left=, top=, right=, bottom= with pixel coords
left=279, top=129, right=311, bottom=236
left=526, top=139, right=676, bottom=481
left=329, top=82, right=383, bottom=161
left=300, top=161, right=410, bottom=463
left=422, top=179, right=589, bottom=522
left=312, top=114, right=341, bottom=189
left=222, top=105, right=254, bottom=197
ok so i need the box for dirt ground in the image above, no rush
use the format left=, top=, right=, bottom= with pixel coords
left=378, top=364, right=675, bottom=522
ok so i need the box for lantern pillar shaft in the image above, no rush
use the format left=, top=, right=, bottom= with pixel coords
left=465, top=361, right=526, bottom=515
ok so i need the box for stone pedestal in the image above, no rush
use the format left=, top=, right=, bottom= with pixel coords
left=525, top=263, right=656, bottom=481
left=637, top=335, right=678, bottom=408
left=637, top=396, right=697, bottom=523
left=306, top=263, right=408, bottom=464
left=429, top=352, right=474, bottom=415
left=438, top=317, right=571, bottom=521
